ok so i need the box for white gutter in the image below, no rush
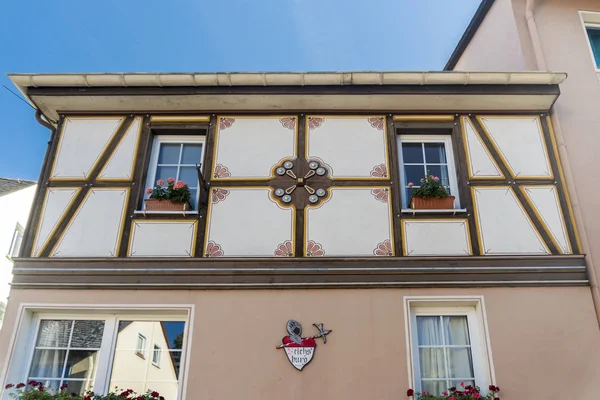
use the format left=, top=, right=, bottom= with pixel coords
left=525, top=0, right=547, bottom=70
left=8, top=71, right=566, bottom=92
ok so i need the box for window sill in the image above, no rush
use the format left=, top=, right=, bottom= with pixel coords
left=134, top=210, right=199, bottom=217
left=401, top=208, right=467, bottom=216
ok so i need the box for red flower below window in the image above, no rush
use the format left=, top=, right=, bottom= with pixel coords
left=206, top=241, right=224, bottom=257
left=306, top=240, right=325, bottom=256
left=219, top=117, right=235, bottom=130
left=274, top=240, right=293, bottom=257
left=373, top=239, right=393, bottom=256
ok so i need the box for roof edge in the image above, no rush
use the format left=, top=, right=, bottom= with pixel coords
left=444, top=0, right=496, bottom=71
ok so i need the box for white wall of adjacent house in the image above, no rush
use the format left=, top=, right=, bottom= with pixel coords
left=0, top=185, right=36, bottom=303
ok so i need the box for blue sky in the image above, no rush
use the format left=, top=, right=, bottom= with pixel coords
left=0, top=0, right=480, bottom=180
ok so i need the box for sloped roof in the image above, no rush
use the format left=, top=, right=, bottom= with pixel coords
left=0, top=178, right=36, bottom=197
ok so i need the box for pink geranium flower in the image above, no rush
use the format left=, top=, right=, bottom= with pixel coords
left=145, top=188, right=153, bottom=195
left=174, top=181, right=185, bottom=189
left=167, top=177, right=175, bottom=183
left=156, top=179, right=164, bottom=186
left=408, top=182, right=413, bottom=187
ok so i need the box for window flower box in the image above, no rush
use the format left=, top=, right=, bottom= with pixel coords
left=408, top=173, right=455, bottom=210
left=144, top=199, right=189, bottom=211
left=145, top=177, right=193, bottom=212
left=410, top=195, right=455, bottom=210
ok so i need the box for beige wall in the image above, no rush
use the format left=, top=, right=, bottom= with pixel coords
left=1, top=287, right=599, bottom=399
left=454, top=0, right=528, bottom=71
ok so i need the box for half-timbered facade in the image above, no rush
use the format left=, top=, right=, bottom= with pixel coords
left=0, top=71, right=598, bottom=400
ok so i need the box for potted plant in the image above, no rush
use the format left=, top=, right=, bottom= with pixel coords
left=407, top=383, right=501, bottom=400
left=145, top=177, right=192, bottom=211
left=408, top=173, right=455, bottom=210
left=4, top=381, right=166, bottom=399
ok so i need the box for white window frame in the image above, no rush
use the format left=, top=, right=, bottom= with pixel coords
left=145, top=135, right=206, bottom=209
left=397, top=135, right=460, bottom=208
left=404, top=297, right=495, bottom=396
left=136, top=333, right=147, bottom=358
left=1, top=306, right=193, bottom=400
left=152, top=344, right=161, bottom=367
left=579, top=11, right=600, bottom=73
left=6, top=223, right=24, bottom=261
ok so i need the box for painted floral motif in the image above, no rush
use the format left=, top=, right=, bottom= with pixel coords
left=373, top=239, right=393, bottom=256
left=368, top=117, right=385, bottom=131
left=219, top=117, right=235, bottom=130
left=212, top=188, right=230, bottom=203
left=206, top=241, right=224, bottom=257
left=370, top=163, right=388, bottom=178
left=306, top=240, right=325, bottom=257
left=279, top=117, right=296, bottom=130
left=274, top=240, right=293, bottom=257
left=371, top=188, right=389, bottom=203
left=214, top=164, right=231, bottom=179
left=308, top=117, right=324, bottom=130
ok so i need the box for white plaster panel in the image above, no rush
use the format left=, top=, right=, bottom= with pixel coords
left=307, top=116, right=388, bottom=178
left=473, top=187, right=549, bottom=255
left=51, top=117, right=124, bottom=180
left=522, top=186, right=571, bottom=254
left=51, top=188, right=129, bottom=257
left=206, top=188, right=294, bottom=256
left=32, top=188, right=79, bottom=256
left=479, top=117, right=552, bottom=178
left=403, top=220, right=471, bottom=256
left=306, top=188, right=393, bottom=256
left=128, top=221, right=196, bottom=257
left=98, top=117, right=141, bottom=181
left=213, top=117, right=296, bottom=179
left=463, top=118, right=503, bottom=179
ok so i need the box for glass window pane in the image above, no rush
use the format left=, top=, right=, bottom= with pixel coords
left=162, top=322, right=186, bottom=350
left=443, top=316, right=470, bottom=345
left=447, top=348, right=474, bottom=379
left=449, top=380, right=475, bottom=390
left=71, top=320, right=104, bottom=348
left=158, top=144, right=181, bottom=164
left=402, top=143, right=424, bottom=163
left=426, top=165, right=442, bottom=180
left=424, top=143, right=447, bottom=163
left=405, top=187, right=416, bottom=203
left=417, top=316, right=443, bottom=345
left=587, top=28, right=600, bottom=67
left=62, top=380, right=93, bottom=397
left=188, top=189, right=198, bottom=209
left=36, top=320, right=72, bottom=347
left=35, top=380, right=61, bottom=393
left=179, top=167, right=198, bottom=187
left=404, top=165, right=425, bottom=187
left=63, top=350, right=99, bottom=380
left=155, top=166, right=178, bottom=184
left=419, top=348, right=446, bottom=378
left=29, top=349, right=67, bottom=378
left=421, top=380, right=447, bottom=397
left=181, top=144, right=203, bottom=164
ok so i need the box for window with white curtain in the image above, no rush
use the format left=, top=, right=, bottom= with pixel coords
left=397, top=135, right=460, bottom=209
left=408, top=303, right=492, bottom=396
left=17, top=314, right=188, bottom=399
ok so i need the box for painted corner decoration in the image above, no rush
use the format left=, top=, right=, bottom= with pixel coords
left=277, top=320, right=332, bottom=371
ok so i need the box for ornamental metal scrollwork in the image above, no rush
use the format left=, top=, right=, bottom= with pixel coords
left=269, top=159, right=332, bottom=208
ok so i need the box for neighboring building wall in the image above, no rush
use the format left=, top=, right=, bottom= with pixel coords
left=0, top=288, right=599, bottom=400
left=0, top=185, right=36, bottom=302
left=454, top=0, right=528, bottom=71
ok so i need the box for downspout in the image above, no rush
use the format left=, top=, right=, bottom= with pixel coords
left=526, top=0, right=600, bottom=327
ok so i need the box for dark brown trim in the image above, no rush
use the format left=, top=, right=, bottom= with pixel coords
left=119, top=116, right=152, bottom=257
left=451, top=115, right=481, bottom=255
left=28, top=83, right=559, bottom=97
left=11, top=255, right=587, bottom=289
left=386, top=116, right=403, bottom=256
left=295, top=114, right=307, bottom=257
left=194, top=115, right=217, bottom=257
left=444, top=0, right=496, bottom=71
left=539, top=114, right=581, bottom=254
left=511, top=187, right=560, bottom=254
left=20, top=116, right=64, bottom=258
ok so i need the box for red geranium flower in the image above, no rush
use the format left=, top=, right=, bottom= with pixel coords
left=406, top=389, right=414, bottom=396
left=16, top=383, right=25, bottom=389
left=151, top=391, right=160, bottom=398
left=4, top=384, right=14, bottom=389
